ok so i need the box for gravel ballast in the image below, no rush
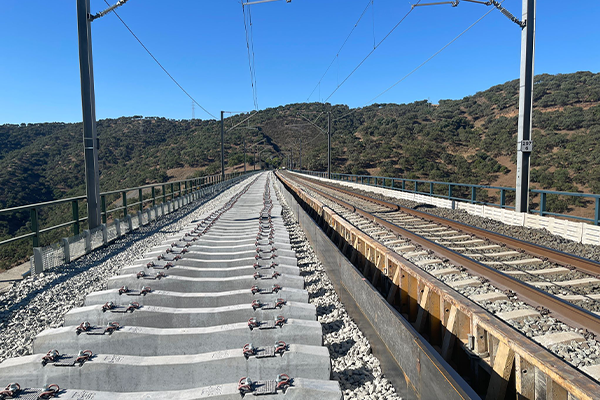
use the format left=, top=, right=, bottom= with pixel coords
left=0, top=178, right=253, bottom=362
left=275, top=183, right=402, bottom=400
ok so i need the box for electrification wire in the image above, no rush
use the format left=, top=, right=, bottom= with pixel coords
left=332, top=0, right=502, bottom=122
left=226, top=111, right=258, bottom=133
left=248, top=6, right=259, bottom=109
left=368, top=3, right=500, bottom=104
left=324, top=0, right=422, bottom=102
left=306, top=0, right=373, bottom=102
left=242, top=4, right=259, bottom=110
left=371, top=0, right=376, bottom=48
left=101, top=0, right=216, bottom=119
left=92, top=0, right=130, bottom=20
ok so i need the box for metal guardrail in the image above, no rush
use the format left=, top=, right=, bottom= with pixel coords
left=0, top=171, right=252, bottom=262
left=297, top=170, right=600, bottom=225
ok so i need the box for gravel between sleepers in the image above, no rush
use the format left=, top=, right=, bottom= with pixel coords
left=0, top=177, right=254, bottom=362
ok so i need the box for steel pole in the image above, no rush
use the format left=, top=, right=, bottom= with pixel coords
left=327, top=112, right=331, bottom=179
left=220, top=111, right=225, bottom=182
left=243, top=138, right=247, bottom=173
left=77, top=0, right=101, bottom=229
left=515, top=0, right=536, bottom=213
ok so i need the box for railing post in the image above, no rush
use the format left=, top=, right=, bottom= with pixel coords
left=32, top=247, right=44, bottom=274
left=171, top=183, right=175, bottom=200
left=449, top=185, right=453, bottom=200
left=471, top=186, right=477, bottom=204
left=540, top=192, right=547, bottom=216
left=138, top=188, right=143, bottom=212
left=162, top=184, right=167, bottom=204
left=122, top=191, right=127, bottom=219
left=72, top=200, right=80, bottom=236
left=414, top=181, right=418, bottom=193
left=500, top=189, right=506, bottom=209
left=62, top=238, right=70, bottom=264
left=101, top=224, right=108, bottom=245
left=101, top=195, right=107, bottom=224
left=429, top=182, right=434, bottom=195
left=595, top=197, right=600, bottom=226
left=152, top=187, right=156, bottom=207
left=30, top=208, right=39, bottom=248
left=83, top=229, right=91, bottom=253
left=402, top=180, right=405, bottom=191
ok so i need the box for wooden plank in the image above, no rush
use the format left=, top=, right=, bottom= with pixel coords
left=408, top=275, right=419, bottom=322
left=400, top=271, right=409, bottom=314
left=516, top=355, right=535, bottom=400
left=486, top=341, right=515, bottom=400
left=535, top=367, right=547, bottom=400
left=547, top=380, right=568, bottom=400
left=475, top=325, right=488, bottom=356
left=415, top=285, right=430, bottom=333
left=441, top=305, right=459, bottom=361
left=372, top=252, right=383, bottom=287
left=386, top=267, right=401, bottom=305
left=429, top=290, right=441, bottom=345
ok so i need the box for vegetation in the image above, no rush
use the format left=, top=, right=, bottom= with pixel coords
left=1, top=71, right=599, bottom=269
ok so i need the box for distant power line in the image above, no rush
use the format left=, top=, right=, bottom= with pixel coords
left=101, top=0, right=216, bottom=119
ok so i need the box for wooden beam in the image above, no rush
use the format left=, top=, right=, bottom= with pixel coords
left=429, top=291, right=441, bottom=345
left=408, top=275, right=419, bottom=322
left=415, top=285, right=430, bottom=333
left=486, top=341, right=515, bottom=400
left=386, top=267, right=401, bottom=305
left=516, top=355, right=535, bottom=400
left=441, top=305, right=459, bottom=361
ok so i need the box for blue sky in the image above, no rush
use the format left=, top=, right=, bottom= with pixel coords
left=0, top=0, right=598, bottom=124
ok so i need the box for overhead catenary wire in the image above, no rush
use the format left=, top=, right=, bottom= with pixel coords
left=91, top=0, right=130, bottom=20
left=306, top=0, right=373, bottom=102
left=367, top=2, right=502, bottom=104
left=242, top=3, right=259, bottom=110
left=101, top=0, right=216, bottom=119
left=332, top=0, right=503, bottom=123
left=324, top=0, right=422, bottom=102
left=226, top=111, right=258, bottom=133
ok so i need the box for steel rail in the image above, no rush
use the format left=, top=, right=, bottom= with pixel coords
left=287, top=173, right=600, bottom=337
left=297, top=174, right=600, bottom=277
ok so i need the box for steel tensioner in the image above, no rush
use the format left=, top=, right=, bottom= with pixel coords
left=0, top=383, right=60, bottom=399
left=238, top=374, right=291, bottom=396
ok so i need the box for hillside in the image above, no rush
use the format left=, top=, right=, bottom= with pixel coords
left=1, top=71, right=599, bottom=269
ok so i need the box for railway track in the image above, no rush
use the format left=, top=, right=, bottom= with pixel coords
left=279, top=171, right=600, bottom=398
left=0, top=174, right=343, bottom=399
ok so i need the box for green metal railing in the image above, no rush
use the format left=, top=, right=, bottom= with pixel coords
left=297, top=170, right=600, bottom=226
left=0, top=171, right=250, bottom=257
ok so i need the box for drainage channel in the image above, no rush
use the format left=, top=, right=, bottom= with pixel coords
left=0, top=173, right=342, bottom=399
